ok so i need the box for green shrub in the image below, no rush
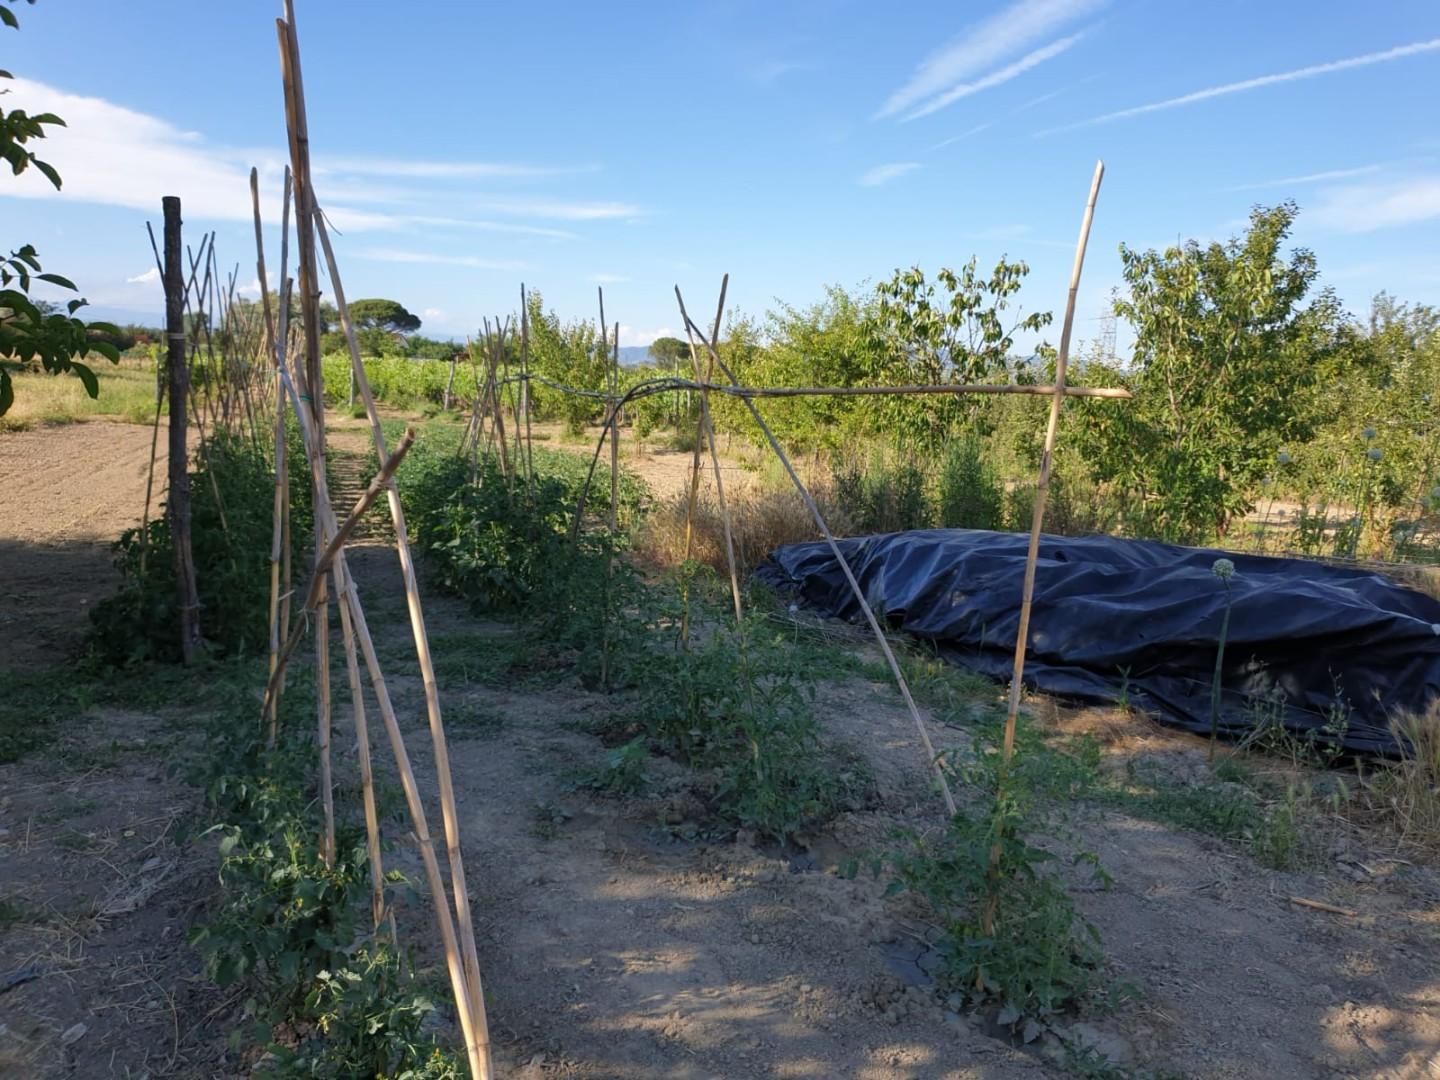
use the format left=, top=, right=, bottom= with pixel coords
left=937, top=435, right=1004, bottom=530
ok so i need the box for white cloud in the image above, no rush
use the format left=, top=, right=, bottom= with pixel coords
left=589, top=273, right=630, bottom=284
left=1040, top=37, right=1440, bottom=134
left=1221, top=164, right=1385, bottom=192
left=876, top=0, right=1103, bottom=120
left=1310, top=175, right=1440, bottom=232
left=0, top=78, right=628, bottom=237
left=618, top=325, right=673, bottom=348
left=126, top=267, right=161, bottom=285
left=355, top=248, right=529, bottom=271
left=423, top=307, right=445, bottom=319
left=317, top=157, right=595, bottom=180
left=931, top=123, right=992, bottom=151
left=902, top=33, right=1085, bottom=121
left=859, top=162, right=921, bottom=187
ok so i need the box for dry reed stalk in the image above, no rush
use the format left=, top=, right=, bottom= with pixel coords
left=678, top=287, right=958, bottom=817
left=313, top=213, right=492, bottom=1077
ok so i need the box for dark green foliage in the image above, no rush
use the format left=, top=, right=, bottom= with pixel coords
left=883, top=720, right=1111, bottom=1029
left=89, top=432, right=311, bottom=664
left=636, top=623, right=866, bottom=841
left=187, top=678, right=463, bottom=1076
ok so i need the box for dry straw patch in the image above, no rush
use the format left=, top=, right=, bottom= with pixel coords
left=635, top=479, right=857, bottom=574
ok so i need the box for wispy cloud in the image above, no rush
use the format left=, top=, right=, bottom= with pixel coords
left=747, top=59, right=816, bottom=85
left=470, top=197, right=641, bottom=221
left=903, top=33, right=1085, bottom=121
left=355, top=248, right=529, bottom=271
left=126, top=267, right=160, bottom=285
left=931, top=123, right=993, bottom=151
left=859, top=162, right=921, bottom=187
left=1221, top=164, right=1386, bottom=192
left=876, top=0, right=1103, bottom=120
left=318, top=157, right=597, bottom=180
left=1039, top=37, right=1440, bottom=134
left=1310, top=175, right=1440, bottom=232
left=589, top=273, right=630, bottom=284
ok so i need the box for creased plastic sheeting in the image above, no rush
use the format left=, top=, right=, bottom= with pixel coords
left=755, top=529, right=1440, bottom=755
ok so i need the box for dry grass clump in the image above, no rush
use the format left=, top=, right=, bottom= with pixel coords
left=1356, top=703, right=1440, bottom=853
left=635, top=481, right=857, bottom=573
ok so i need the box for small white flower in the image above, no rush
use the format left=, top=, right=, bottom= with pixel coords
left=1362, top=426, right=1377, bottom=441
left=787, top=603, right=799, bottom=616
left=1366, top=447, right=1383, bottom=461
left=1211, top=558, right=1235, bottom=582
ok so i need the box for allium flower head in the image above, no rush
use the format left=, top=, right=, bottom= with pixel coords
left=1366, top=447, right=1383, bottom=461
left=1211, top=558, right=1236, bottom=582
left=1362, top=426, right=1377, bottom=441
left=1276, top=450, right=1292, bottom=465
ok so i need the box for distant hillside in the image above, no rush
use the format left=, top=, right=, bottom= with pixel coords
left=619, top=345, right=653, bottom=367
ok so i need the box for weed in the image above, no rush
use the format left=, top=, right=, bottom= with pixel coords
left=444, top=699, right=507, bottom=738
left=570, top=737, right=649, bottom=796
left=0, top=672, right=96, bottom=763
left=530, top=801, right=571, bottom=841
left=0, top=896, right=45, bottom=930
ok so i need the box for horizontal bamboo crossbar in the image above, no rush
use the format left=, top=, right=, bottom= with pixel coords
left=523, top=372, right=1130, bottom=402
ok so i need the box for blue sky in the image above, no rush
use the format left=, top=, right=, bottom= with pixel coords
left=6, top=0, right=1439, bottom=349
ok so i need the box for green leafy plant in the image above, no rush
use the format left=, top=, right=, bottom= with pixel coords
left=883, top=720, right=1111, bottom=1031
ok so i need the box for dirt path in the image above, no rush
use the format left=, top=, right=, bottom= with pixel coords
left=0, top=421, right=168, bottom=668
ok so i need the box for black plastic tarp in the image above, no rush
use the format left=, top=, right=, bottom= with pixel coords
left=755, top=529, right=1440, bottom=755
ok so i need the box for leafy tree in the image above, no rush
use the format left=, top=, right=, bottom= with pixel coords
left=647, top=336, right=689, bottom=371
left=1075, top=202, right=1344, bottom=541
left=1, top=0, right=118, bottom=414
left=524, top=290, right=607, bottom=435
left=405, top=334, right=461, bottom=360
left=348, top=298, right=421, bottom=336
left=863, top=258, right=1053, bottom=450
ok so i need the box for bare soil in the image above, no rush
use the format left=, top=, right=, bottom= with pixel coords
left=2, top=416, right=1439, bottom=1078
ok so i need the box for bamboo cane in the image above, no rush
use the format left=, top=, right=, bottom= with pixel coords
left=313, top=213, right=491, bottom=1076
left=520, top=284, right=535, bottom=495
left=678, top=288, right=958, bottom=817
left=273, top=360, right=486, bottom=1078
left=1000, top=160, right=1105, bottom=765
left=677, top=278, right=729, bottom=647
left=679, top=279, right=743, bottom=627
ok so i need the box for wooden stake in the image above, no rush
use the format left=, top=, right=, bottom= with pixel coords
left=161, top=196, right=202, bottom=664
